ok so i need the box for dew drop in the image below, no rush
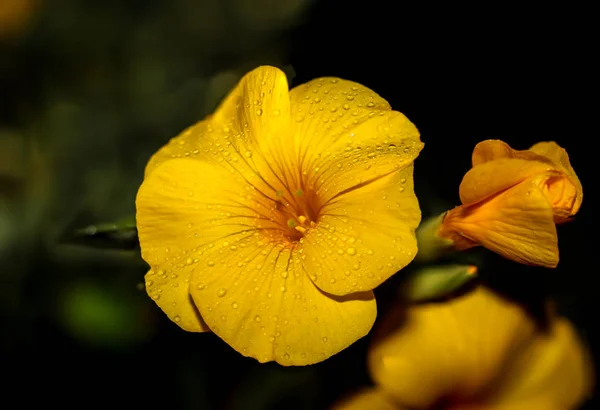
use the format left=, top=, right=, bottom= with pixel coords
left=217, top=288, right=227, bottom=297
left=151, top=294, right=161, bottom=300
left=232, top=302, right=238, bottom=309
left=322, top=337, right=328, bottom=342
left=196, top=283, right=206, bottom=290
left=367, top=101, right=375, bottom=107
left=186, top=258, right=193, bottom=265
left=207, top=261, right=215, bottom=267
left=256, top=109, right=263, bottom=116
left=244, top=151, right=253, bottom=158
left=174, top=316, right=181, bottom=323
left=346, top=247, right=357, bottom=256
left=254, top=315, right=261, bottom=322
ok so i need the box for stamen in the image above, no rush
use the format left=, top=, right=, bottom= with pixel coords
left=294, top=226, right=307, bottom=233
left=298, top=215, right=307, bottom=224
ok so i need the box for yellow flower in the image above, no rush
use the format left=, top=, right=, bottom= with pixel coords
left=437, top=139, right=582, bottom=268
left=136, top=66, right=423, bottom=365
left=0, top=0, right=40, bottom=39
left=333, top=287, right=594, bottom=410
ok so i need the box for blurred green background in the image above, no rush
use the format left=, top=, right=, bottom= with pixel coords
left=1, top=1, right=596, bottom=409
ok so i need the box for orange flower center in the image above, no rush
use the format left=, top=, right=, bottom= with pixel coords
left=272, top=186, right=321, bottom=242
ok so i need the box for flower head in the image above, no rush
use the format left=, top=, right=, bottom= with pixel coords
left=334, top=287, right=594, bottom=409
left=136, top=66, right=423, bottom=365
left=437, top=139, right=582, bottom=267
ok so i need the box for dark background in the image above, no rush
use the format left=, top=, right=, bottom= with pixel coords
left=1, top=1, right=596, bottom=409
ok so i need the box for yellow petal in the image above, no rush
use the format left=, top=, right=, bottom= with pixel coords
left=332, top=388, right=402, bottom=410
left=143, top=268, right=208, bottom=332
left=440, top=178, right=559, bottom=268
left=465, top=140, right=582, bottom=223
left=471, top=139, right=548, bottom=166
left=287, top=79, right=422, bottom=295
left=487, top=318, right=594, bottom=409
left=458, top=158, right=556, bottom=206
left=529, top=141, right=583, bottom=221
left=300, top=164, right=420, bottom=295
left=144, top=66, right=295, bottom=195
left=368, top=287, right=536, bottom=408
left=138, top=158, right=376, bottom=365
left=288, top=77, right=423, bottom=208
left=455, top=399, right=561, bottom=410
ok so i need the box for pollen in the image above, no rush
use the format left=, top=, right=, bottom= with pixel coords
left=273, top=187, right=320, bottom=242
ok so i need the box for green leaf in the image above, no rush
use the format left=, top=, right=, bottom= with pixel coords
left=67, top=215, right=138, bottom=250
left=402, top=264, right=478, bottom=302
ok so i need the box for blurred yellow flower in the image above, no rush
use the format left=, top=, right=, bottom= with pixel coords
left=136, top=66, right=424, bottom=365
left=438, top=139, right=582, bottom=268
left=334, top=287, right=594, bottom=410
left=0, top=0, right=39, bottom=39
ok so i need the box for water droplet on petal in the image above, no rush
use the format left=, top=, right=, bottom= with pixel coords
left=346, top=247, right=357, bottom=255
left=217, top=288, right=227, bottom=297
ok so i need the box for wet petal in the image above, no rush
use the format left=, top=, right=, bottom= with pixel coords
left=144, top=268, right=208, bottom=332
left=144, top=66, right=296, bottom=201
left=301, top=165, right=420, bottom=295
left=368, top=287, right=536, bottom=409
left=332, top=388, right=402, bottom=410
left=440, top=178, right=559, bottom=268
left=137, top=157, right=284, bottom=331
left=189, top=239, right=376, bottom=365
left=487, top=319, right=594, bottom=408
left=137, top=158, right=376, bottom=365
left=289, top=77, right=423, bottom=207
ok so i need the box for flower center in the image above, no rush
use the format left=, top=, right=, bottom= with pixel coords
left=272, top=187, right=320, bottom=242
